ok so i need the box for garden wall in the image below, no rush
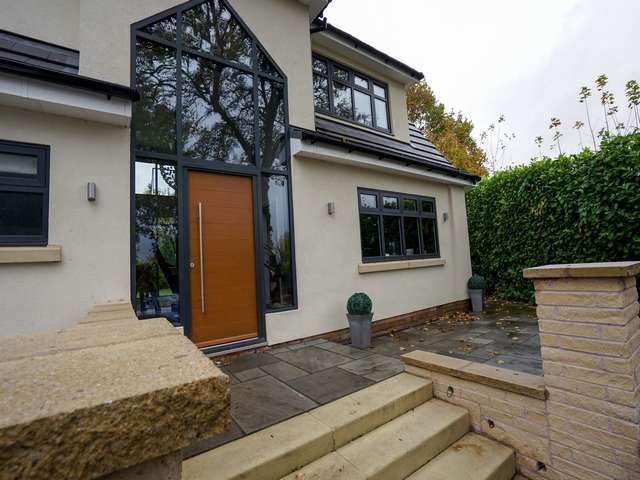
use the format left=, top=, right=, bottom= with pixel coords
left=466, top=133, right=640, bottom=301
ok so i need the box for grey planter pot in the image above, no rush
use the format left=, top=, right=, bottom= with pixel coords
left=469, top=289, right=484, bottom=313
left=347, top=313, right=373, bottom=348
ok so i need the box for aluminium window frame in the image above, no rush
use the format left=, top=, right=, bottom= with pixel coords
left=0, top=139, right=50, bottom=247
left=312, top=53, right=392, bottom=134
left=130, top=0, right=299, bottom=354
left=357, top=187, right=440, bottom=263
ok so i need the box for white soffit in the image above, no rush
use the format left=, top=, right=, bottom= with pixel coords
left=292, top=138, right=474, bottom=187
left=312, top=32, right=418, bottom=86
left=0, top=72, right=132, bottom=127
left=298, top=0, right=330, bottom=22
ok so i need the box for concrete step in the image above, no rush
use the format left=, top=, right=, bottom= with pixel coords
left=285, top=399, right=469, bottom=480
left=183, top=373, right=432, bottom=480
left=407, top=433, right=516, bottom=480
left=308, top=372, right=433, bottom=448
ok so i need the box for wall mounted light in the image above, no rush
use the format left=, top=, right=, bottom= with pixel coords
left=443, top=212, right=449, bottom=223
left=327, top=202, right=335, bottom=216
left=87, top=182, right=97, bottom=202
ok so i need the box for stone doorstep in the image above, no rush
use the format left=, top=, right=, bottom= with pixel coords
left=523, top=261, right=640, bottom=279
left=401, top=350, right=547, bottom=400
left=0, top=316, right=229, bottom=480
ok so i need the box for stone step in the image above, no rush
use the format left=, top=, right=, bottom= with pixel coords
left=406, top=433, right=516, bottom=480
left=183, top=373, right=432, bottom=480
left=308, top=372, right=433, bottom=448
left=285, top=399, right=469, bottom=480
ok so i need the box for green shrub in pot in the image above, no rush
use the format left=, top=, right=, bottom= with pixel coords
left=346, top=293, right=373, bottom=348
left=467, top=274, right=485, bottom=312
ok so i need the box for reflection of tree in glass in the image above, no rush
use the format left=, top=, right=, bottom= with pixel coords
left=135, top=41, right=176, bottom=153
left=182, top=0, right=252, bottom=66
left=182, top=55, right=254, bottom=164
left=135, top=168, right=179, bottom=309
left=262, top=176, right=292, bottom=308
left=259, top=79, right=286, bottom=170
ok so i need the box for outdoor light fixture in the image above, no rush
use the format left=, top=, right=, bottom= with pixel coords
left=443, top=212, right=449, bottom=223
left=327, top=202, right=335, bottom=216
left=87, top=182, right=97, bottom=202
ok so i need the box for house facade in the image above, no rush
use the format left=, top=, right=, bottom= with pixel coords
left=0, top=0, right=477, bottom=353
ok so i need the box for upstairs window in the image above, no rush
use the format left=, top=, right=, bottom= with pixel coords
left=0, top=140, right=50, bottom=246
left=357, top=188, right=439, bottom=262
left=312, top=55, right=390, bottom=132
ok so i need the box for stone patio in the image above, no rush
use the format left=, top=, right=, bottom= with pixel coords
left=183, top=299, right=541, bottom=458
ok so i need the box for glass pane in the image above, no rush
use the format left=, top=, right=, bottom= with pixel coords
left=135, top=40, right=177, bottom=154
left=333, top=66, right=349, bottom=82
left=182, top=0, right=252, bottom=66
left=382, top=196, right=398, bottom=209
left=333, top=82, right=352, bottom=119
left=134, top=161, right=180, bottom=326
left=0, top=153, right=37, bottom=176
left=422, top=200, right=434, bottom=213
left=257, top=46, right=281, bottom=78
left=263, top=175, right=293, bottom=309
left=359, top=214, right=380, bottom=258
left=383, top=216, right=401, bottom=256
left=404, top=217, right=420, bottom=256
left=354, top=75, right=369, bottom=89
left=421, top=218, right=438, bottom=255
left=259, top=78, right=287, bottom=171
left=354, top=90, right=372, bottom=126
left=374, top=84, right=386, bottom=98
left=359, top=193, right=377, bottom=209
left=181, top=53, right=254, bottom=165
left=375, top=98, right=389, bottom=130
left=140, top=15, right=177, bottom=42
left=312, top=58, right=327, bottom=75
left=404, top=198, right=417, bottom=211
left=0, top=191, right=43, bottom=236
left=313, top=74, right=329, bottom=111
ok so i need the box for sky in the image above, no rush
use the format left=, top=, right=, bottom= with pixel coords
left=323, top=0, right=640, bottom=169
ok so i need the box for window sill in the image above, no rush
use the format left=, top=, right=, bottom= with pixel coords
left=358, top=258, right=445, bottom=274
left=0, top=245, right=62, bottom=264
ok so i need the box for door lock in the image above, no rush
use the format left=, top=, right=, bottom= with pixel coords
left=189, top=261, right=196, bottom=269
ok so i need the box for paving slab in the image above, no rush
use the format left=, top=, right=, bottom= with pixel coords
left=275, top=346, right=352, bottom=373
left=224, top=352, right=280, bottom=374
left=234, top=367, right=268, bottom=382
left=338, top=354, right=404, bottom=381
left=260, top=361, right=307, bottom=382
left=315, top=341, right=374, bottom=359
left=182, top=420, right=244, bottom=459
left=230, top=375, right=317, bottom=433
left=287, top=367, right=374, bottom=404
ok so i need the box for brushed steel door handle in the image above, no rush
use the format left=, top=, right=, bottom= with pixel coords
left=198, top=201, right=205, bottom=314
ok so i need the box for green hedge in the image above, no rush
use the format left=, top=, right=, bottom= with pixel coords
left=466, top=133, right=640, bottom=302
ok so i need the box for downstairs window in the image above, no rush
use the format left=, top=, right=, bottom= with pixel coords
left=357, top=188, right=439, bottom=262
left=0, top=140, right=49, bottom=246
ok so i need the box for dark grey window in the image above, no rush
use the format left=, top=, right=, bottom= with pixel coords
left=133, top=0, right=296, bottom=323
left=312, top=54, right=391, bottom=133
left=357, top=188, right=439, bottom=262
left=134, top=161, right=179, bottom=325
left=262, top=175, right=293, bottom=309
left=0, top=140, right=49, bottom=246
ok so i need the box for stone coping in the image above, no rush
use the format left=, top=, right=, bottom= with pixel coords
left=0, top=309, right=229, bottom=479
left=358, top=258, right=446, bottom=274
left=0, top=245, right=62, bottom=264
left=401, top=350, right=547, bottom=400
left=523, top=261, right=640, bottom=279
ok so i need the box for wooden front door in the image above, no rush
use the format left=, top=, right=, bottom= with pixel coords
left=188, top=171, right=258, bottom=348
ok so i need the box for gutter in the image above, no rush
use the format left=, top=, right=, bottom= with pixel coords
left=295, top=127, right=480, bottom=183
left=0, top=58, right=140, bottom=101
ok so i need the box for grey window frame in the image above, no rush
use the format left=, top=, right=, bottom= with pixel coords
left=0, top=139, right=50, bottom=246
left=357, top=187, right=439, bottom=263
left=312, top=54, right=391, bottom=134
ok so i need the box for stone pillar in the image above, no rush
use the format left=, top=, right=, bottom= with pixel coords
left=524, top=262, right=640, bottom=480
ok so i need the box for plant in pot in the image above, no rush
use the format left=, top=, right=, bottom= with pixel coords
left=467, top=274, right=486, bottom=313
left=347, top=293, right=373, bottom=348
